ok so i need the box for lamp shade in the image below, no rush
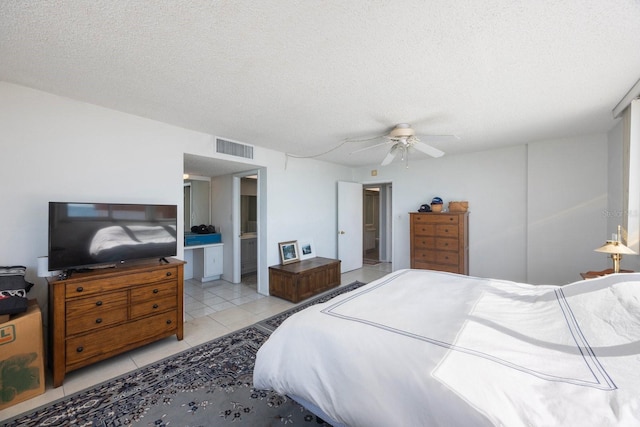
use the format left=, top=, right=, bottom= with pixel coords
left=594, top=241, right=637, bottom=255
left=37, top=256, right=50, bottom=277
left=37, top=256, right=61, bottom=277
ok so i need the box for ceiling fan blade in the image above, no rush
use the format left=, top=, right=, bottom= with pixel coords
left=381, top=145, right=398, bottom=166
left=413, top=141, right=445, bottom=158
left=349, top=140, right=389, bottom=155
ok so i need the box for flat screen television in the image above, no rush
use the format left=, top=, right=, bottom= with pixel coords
left=48, top=202, right=177, bottom=272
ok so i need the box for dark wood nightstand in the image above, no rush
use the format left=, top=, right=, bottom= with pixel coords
left=580, top=268, right=634, bottom=280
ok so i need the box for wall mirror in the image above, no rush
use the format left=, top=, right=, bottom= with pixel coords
left=241, top=176, right=257, bottom=234
left=184, top=178, right=211, bottom=232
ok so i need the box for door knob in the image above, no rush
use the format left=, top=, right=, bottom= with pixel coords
left=339, top=230, right=346, bottom=235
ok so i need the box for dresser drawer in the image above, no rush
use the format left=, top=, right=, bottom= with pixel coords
left=412, top=249, right=437, bottom=263
left=64, top=267, right=179, bottom=298
left=130, top=294, right=177, bottom=318
left=412, top=224, right=436, bottom=236
left=412, top=214, right=459, bottom=225
left=436, top=251, right=459, bottom=265
left=66, top=311, right=178, bottom=368
left=412, top=236, right=436, bottom=249
left=435, top=224, right=459, bottom=237
left=435, top=238, right=458, bottom=251
left=66, top=307, right=128, bottom=335
left=130, top=281, right=177, bottom=303
left=66, top=290, right=128, bottom=318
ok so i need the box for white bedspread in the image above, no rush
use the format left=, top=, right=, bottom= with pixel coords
left=253, top=269, right=640, bottom=427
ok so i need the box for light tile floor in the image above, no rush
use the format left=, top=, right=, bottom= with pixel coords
left=0, top=263, right=392, bottom=421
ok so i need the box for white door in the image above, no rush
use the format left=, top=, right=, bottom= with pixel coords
left=338, top=181, right=363, bottom=272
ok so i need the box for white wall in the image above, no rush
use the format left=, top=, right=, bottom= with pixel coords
left=527, top=135, right=608, bottom=284
left=2, top=82, right=356, bottom=305
left=608, top=120, right=625, bottom=236
left=353, top=135, right=609, bottom=285
left=264, top=155, right=354, bottom=266
left=0, top=82, right=207, bottom=317
left=626, top=100, right=640, bottom=255
left=353, top=145, right=528, bottom=282
left=182, top=128, right=354, bottom=294
left=607, top=118, right=640, bottom=272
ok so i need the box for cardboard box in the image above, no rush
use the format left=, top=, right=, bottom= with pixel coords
left=0, top=299, right=45, bottom=410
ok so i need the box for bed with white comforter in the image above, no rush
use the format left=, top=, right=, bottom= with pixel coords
left=253, top=269, right=640, bottom=427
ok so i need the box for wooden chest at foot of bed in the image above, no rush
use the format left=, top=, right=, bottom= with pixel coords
left=269, top=257, right=341, bottom=303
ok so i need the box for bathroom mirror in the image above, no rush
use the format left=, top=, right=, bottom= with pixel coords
left=184, top=178, right=210, bottom=231
left=241, top=195, right=257, bottom=234
left=240, top=176, right=257, bottom=234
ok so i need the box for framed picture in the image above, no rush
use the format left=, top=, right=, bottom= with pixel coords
left=279, top=240, right=299, bottom=265
left=298, top=239, right=315, bottom=260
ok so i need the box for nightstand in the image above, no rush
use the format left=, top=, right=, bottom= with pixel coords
left=580, top=268, right=634, bottom=280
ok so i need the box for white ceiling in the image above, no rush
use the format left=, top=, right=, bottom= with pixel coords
left=2, top=1, right=640, bottom=170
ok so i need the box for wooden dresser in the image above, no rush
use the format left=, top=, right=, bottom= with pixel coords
left=269, top=257, right=341, bottom=303
left=410, top=212, right=469, bottom=274
left=47, top=258, right=185, bottom=387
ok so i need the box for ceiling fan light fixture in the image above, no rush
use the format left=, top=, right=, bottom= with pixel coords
left=388, top=123, right=415, bottom=139
left=348, top=121, right=452, bottom=166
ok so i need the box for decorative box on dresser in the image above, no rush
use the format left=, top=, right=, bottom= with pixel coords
left=47, top=258, right=185, bottom=387
left=410, top=212, right=469, bottom=274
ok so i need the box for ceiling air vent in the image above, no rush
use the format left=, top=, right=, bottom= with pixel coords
left=216, top=138, right=254, bottom=159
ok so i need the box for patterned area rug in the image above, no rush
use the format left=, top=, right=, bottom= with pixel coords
left=2, top=281, right=366, bottom=427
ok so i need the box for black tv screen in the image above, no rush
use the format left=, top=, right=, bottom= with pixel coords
left=48, top=202, right=177, bottom=271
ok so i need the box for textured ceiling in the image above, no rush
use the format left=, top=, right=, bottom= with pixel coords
left=2, top=1, right=640, bottom=169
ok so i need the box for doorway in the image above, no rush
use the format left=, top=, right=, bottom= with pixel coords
left=363, top=183, right=392, bottom=265
left=232, top=169, right=265, bottom=294
left=239, top=175, right=258, bottom=286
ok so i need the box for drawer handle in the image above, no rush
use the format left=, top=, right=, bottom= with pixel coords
left=153, top=289, right=159, bottom=293
left=95, top=318, right=102, bottom=324
left=153, top=304, right=159, bottom=309
left=166, top=319, right=172, bottom=325
left=76, top=346, right=84, bottom=353
left=76, top=286, right=84, bottom=293
left=96, top=301, right=103, bottom=306
left=166, top=272, right=172, bottom=277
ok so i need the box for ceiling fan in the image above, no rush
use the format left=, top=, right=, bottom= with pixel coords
left=350, top=123, right=458, bottom=166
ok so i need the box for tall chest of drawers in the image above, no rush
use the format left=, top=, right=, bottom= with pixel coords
left=410, top=212, right=469, bottom=274
left=48, top=258, right=185, bottom=387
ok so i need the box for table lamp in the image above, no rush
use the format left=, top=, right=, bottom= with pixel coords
left=37, top=256, right=61, bottom=278
left=594, top=226, right=636, bottom=273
